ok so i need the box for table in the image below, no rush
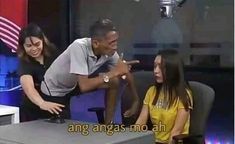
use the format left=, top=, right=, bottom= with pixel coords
left=0, top=104, right=19, bottom=125
left=0, top=119, right=155, bottom=144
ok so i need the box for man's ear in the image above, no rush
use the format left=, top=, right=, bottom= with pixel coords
left=92, top=39, right=99, bottom=49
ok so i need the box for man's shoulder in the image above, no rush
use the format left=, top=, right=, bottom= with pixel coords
left=67, top=38, right=91, bottom=52
left=73, top=37, right=91, bottom=46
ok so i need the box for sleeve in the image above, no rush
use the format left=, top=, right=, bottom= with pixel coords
left=69, top=42, right=89, bottom=75
left=107, top=52, right=119, bottom=69
left=178, top=89, right=193, bottom=110
left=17, top=60, right=33, bottom=77
left=143, top=86, right=155, bottom=105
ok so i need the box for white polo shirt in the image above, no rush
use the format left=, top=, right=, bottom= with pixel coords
left=41, top=38, right=119, bottom=97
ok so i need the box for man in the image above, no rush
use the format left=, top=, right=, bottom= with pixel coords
left=40, top=19, right=139, bottom=124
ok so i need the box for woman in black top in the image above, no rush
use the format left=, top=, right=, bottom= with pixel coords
left=17, top=23, right=64, bottom=121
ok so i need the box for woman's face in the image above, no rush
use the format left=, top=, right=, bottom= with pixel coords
left=23, top=36, right=43, bottom=58
left=154, top=55, right=163, bottom=83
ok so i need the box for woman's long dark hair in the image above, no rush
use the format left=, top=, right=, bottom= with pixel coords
left=17, top=23, right=56, bottom=62
left=152, top=49, right=192, bottom=111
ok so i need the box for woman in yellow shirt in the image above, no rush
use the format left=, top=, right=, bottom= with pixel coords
left=136, top=49, right=193, bottom=144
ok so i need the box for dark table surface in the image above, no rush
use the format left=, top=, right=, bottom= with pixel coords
left=0, top=119, right=155, bottom=144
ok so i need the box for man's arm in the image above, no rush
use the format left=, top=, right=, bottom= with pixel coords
left=77, top=71, right=116, bottom=93
left=123, top=71, right=140, bottom=117
left=77, top=59, right=129, bottom=93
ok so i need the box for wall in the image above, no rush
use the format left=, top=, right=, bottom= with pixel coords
left=71, top=0, right=234, bottom=67
left=0, top=55, right=19, bottom=88
left=28, top=0, right=70, bottom=49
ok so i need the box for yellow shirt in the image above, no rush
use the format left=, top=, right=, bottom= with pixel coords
left=143, top=86, right=193, bottom=143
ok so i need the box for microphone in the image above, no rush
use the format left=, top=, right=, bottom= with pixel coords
left=159, top=0, right=187, bottom=18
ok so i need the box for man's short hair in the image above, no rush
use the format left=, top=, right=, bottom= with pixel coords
left=89, top=18, right=116, bottom=38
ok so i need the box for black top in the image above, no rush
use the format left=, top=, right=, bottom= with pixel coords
left=18, top=52, right=59, bottom=91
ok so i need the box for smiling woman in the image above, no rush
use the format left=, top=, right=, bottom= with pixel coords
left=23, top=36, right=43, bottom=59
left=16, top=23, right=62, bottom=121
left=17, top=23, right=56, bottom=63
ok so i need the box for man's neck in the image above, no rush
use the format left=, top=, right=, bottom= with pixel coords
left=91, top=40, right=100, bottom=56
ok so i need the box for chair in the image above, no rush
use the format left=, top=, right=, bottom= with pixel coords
left=173, top=81, right=215, bottom=144
left=122, top=71, right=215, bottom=144
left=88, top=71, right=215, bottom=143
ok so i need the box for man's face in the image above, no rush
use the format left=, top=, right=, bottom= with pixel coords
left=97, top=31, right=119, bottom=56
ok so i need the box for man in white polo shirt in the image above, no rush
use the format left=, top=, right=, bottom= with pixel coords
left=40, top=19, right=139, bottom=124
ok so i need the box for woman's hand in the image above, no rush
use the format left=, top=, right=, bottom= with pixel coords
left=39, top=101, right=65, bottom=114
